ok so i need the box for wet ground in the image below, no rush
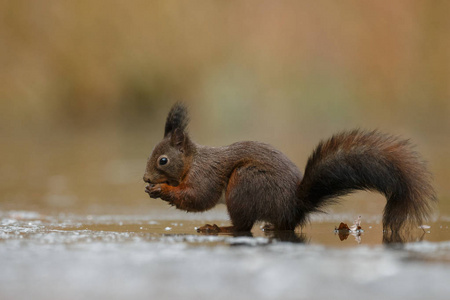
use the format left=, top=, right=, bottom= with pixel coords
left=1, top=209, right=450, bottom=300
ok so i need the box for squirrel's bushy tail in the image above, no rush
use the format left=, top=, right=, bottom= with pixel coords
left=298, top=130, right=436, bottom=231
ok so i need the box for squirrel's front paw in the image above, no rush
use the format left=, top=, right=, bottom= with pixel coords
left=196, top=224, right=222, bottom=234
left=145, top=184, right=162, bottom=199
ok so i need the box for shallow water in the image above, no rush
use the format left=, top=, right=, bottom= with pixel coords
left=1, top=209, right=450, bottom=300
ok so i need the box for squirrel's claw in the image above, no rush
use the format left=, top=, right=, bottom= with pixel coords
left=196, top=224, right=222, bottom=234
left=145, top=184, right=162, bottom=199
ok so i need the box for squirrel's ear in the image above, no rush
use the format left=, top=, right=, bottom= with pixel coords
left=170, top=128, right=186, bottom=152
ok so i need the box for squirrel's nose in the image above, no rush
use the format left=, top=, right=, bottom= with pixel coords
left=143, top=175, right=152, bottom=183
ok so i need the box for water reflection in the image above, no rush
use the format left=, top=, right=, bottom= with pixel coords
left=195, top=226, right=442, bottom=249
left=382, top=230, right=427, bottom=246
left=335, top=229, right=362, bottom=243
left=262, top=230, right=308, bottom=244
left=219, top=230, right=308, bottom=244
left=197, top=228, right=430, bottom=246
left=194, top=226, right=432, bottom=246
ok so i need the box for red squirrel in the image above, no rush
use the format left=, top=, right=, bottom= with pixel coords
left=143, top=103, right=436, bottom=232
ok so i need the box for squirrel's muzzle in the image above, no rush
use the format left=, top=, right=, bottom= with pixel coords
left=143, top=175, right=152, bottom=184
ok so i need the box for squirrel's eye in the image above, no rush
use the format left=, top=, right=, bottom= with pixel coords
left=159, top=157, right=168, bottom=166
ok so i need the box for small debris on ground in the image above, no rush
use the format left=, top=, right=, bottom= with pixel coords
left=334, top=216, right=363, bottom=243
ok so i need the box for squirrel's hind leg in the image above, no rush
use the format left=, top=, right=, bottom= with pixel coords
left=223, top=166, right=263, bottom=232
left=196, top=166, right=257, bottom=234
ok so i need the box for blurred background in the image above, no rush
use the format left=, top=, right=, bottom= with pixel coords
left=1, top=1, right=449, bottom=216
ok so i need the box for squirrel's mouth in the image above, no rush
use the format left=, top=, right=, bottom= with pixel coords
left=144, top=180, right=173, bottom=193
left=145, top=178, right=168, bottom=185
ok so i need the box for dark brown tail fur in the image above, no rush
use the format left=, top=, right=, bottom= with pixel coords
left=164, top=102, right=189, bottom=137
left=298, top=130, right=436, bottom=231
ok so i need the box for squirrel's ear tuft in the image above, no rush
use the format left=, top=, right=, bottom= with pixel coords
left=164, top=102, right=189, bottom=137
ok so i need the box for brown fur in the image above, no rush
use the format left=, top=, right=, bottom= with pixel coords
left=144, top=103, right=437, bottom=232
